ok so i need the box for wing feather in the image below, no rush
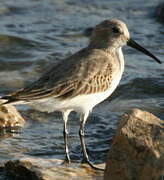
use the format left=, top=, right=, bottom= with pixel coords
left=4, top=48, right=116, bottom=102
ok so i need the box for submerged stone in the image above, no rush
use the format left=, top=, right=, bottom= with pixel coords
left=155, top=2, right=164, bottom=24
left=4, top=157, right=104, bottom=180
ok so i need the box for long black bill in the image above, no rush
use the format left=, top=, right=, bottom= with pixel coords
left=127, top=39, right=161, bottom=64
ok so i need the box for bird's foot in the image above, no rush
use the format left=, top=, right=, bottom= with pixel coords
left=81, top=158, right=104, bottom=171
left=62, top=155, right=71, bottom=164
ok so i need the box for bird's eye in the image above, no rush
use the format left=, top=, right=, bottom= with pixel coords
left=112, top=27, right=120, bottom=34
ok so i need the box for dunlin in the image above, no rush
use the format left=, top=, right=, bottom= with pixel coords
left=0, top=19, right=161, bottom=170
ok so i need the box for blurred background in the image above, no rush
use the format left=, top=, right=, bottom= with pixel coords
left=0, top=0, right=163, bottom=179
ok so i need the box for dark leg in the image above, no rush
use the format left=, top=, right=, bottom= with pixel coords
left=79, top=113, right=104, bottom=171
left=62, top=110, right=71, bottom=163
left=63, top=121, right=70, bottom=163
left=79, top=118, right=89, bottom=163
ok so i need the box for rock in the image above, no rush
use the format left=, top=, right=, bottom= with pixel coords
left=4, top=157, right=104, bottom=180
left=155, top=2, right=164, bottom=24
left=0, top=103, right=25, bottom=129
left=104, top=109, right=164, bottom=180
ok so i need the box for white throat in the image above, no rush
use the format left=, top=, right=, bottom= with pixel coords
left=116, top=47, right=125, bottom=72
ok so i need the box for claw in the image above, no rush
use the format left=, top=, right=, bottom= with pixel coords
left=81, top=158, right=104, bottom=171
left=62, top=155, right=71, bottom=164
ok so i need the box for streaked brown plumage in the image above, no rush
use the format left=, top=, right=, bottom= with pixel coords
left=7, top=48, right=120, bottom=101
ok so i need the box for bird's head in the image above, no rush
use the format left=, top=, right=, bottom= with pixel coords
left=90, top=19, right=130, bottom=49
left=89, top=19, right=161, bottom=64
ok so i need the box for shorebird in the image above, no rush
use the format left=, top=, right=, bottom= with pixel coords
left=0, top=19, right=161, bottom=170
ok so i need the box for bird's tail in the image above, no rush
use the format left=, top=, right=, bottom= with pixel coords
left=0, top=95, right=17, bottom=105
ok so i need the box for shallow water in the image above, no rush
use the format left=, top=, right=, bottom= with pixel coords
left=0, top=0, right=163, bottom=179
